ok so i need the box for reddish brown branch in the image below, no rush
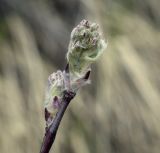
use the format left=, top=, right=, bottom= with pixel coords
left=39, top=90, right=76, bottom=153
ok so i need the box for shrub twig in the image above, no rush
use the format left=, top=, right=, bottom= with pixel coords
left=39, top=19, right=107, bottom=153
left=40, top=90, right=76, bottom=153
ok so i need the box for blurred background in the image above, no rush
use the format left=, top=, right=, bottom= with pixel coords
left=0, top=0, right=160, bottom=153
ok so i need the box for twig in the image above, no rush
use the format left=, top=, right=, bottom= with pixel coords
left=39, top=90, right=76, bottom=153
left=39, top=19, right=107, bottom=153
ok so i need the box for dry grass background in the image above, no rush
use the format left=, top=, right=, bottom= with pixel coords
left=0, top=0, right=160, bottom=153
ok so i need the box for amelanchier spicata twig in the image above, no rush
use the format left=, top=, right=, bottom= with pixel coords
left=39, top=19, right=107, bottom=153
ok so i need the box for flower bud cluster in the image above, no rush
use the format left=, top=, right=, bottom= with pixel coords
left=67, top=19, right=107, bottom=75
left=44, top=20, right=107, bottom=127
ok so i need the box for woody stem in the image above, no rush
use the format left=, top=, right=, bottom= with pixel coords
left=39, top=90, right=76, bottom=153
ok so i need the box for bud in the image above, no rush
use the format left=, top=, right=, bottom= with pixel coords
left=44, top=69, right=88, bottom=127
left=67, top=19, right=107, bottom=75
left=44, top=70, right=65, bottom=127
